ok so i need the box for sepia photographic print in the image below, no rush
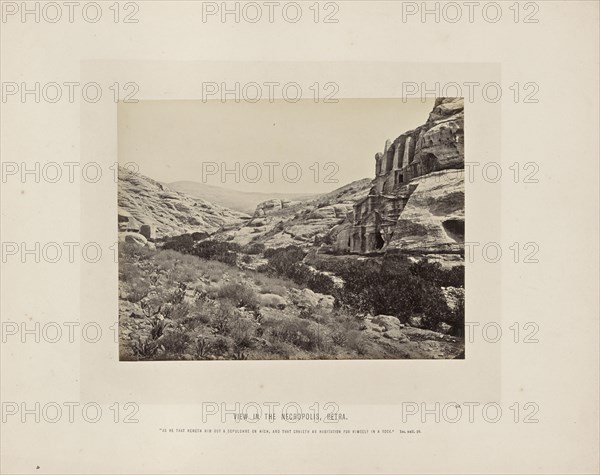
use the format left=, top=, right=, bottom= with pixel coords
left=118, top=97, right=465, bottom=361
left=3, top=1, right=599, bottom=473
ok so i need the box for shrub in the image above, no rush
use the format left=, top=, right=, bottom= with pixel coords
left=131, top=337, right=158, bottom=359
left=345, top=330, right=368, bottom=355
left=244, top=242, right=266, bottom=255
left=166, top=284, right=188, bottom=305
left=199, top=259, right=230, bottom=282
left=268, top=319, right=322, bottom=352
left=153, top=249, right=181, bottom=272
left=166, top=263, right=199, bottom=285
left=218, top=282, right=259, bottom=310
left=191, top=300, right=214, bottom=325
left=192, top=231, right=210, bottom=241
left=264, top=246, right=339, bottom=297
left=251, top=273, right=294, bottom=295
left=195, top=336, right=209, bottom=358
left=298, top=307, right=314, bottom=320
left=150, top=318, right=169, bottom=340
left=153, top=250, right=204, bottom=285
left=164, top=302, right=191, bottom=321
left=161, top=329, right=191, bottom=355
left=306, top=272, right=336, bottom=295
left=420, top=287, right=452, bottom=331
left=232, top=319, right=254, bottom=359
left=211, top=301, right=235, bottom=335
left=119, top=262, right=142, bottom=284
left=119, top=242, right=154, bottom=262
left=443, top=292, right=465, bottom=336
left=141, top=297, right=164, bottom=318
left=291, top=256, right=462, bottom=333
left=194, top=241, right=240, bottom=265
left=124, top=278, right=152, bottom=303
left=211, top=336, right=230, bottom=356
left=269, top=341, right=292, bottom=359
left=330, top=330, right=347, bottom=346
left=409, top=260, right=464, bottom=288
left=265, top=246, right=306, bottom=275
left=162, top=234, right=195, bottom=253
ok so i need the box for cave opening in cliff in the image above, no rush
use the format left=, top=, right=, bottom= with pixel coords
left=442, top=219, right=465, bottom=242
left=423, top=153, right=438, bottom=175
left=374, top=231, right=385, bottom=250
left=394, top=172, right=404, bottom=185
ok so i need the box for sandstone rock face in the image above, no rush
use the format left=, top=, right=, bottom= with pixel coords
left=118, top=166, right=249, bottom=238
left=333, top=98, right=464, bottom=259
left=309, top=204, right=352, bottom=220
left=388, top=170, right=464, bottom=254
left=216, top=178, right=372, bottom=249
left=253, top=199, right=292, bottom=217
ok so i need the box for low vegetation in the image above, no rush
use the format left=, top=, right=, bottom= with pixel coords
left=119, top=236, right=464, bottom=361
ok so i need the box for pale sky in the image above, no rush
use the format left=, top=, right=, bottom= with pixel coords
left=118, top=98, right=435, bottom=194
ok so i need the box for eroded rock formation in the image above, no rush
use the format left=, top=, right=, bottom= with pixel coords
left=118, top=166, right=249, bottom=239
left=332, top=98, right=464, bottom=257
left=216, top=178, right=373, bottom=248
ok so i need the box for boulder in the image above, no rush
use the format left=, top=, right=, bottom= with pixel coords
left=257, top=293, right=287, bottom=309
left=309, top=206, right=336, bottom=220
left=118, top=207, right=132, bottom=223
left=372, top=315, right=409, bottom=341
left=254, top=199, right=285, bottom=217
left=120, top=232, right=148, bottom=247
left=407, top=315, right=424, bottom=328
left=139, top=224, right=155, bottom=240
left=436, top=322, right=453, bottom=334
left=372, top=315, right=404, bottom=330
left=290, top=288, right=334, bottom=310
left=249, top=218, right=267, bottom=227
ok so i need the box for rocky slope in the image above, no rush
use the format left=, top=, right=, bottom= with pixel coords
left=213, top=178, right=373, bottom=248
left=119, top=246, right=464, bottom=360
left=118, top=167, right=249, bottom=239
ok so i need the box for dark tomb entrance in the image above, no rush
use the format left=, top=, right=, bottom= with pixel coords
left=374, top=231, right=385, bottom=250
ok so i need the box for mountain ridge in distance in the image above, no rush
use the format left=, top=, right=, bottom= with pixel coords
left=166, top=181, right=320, bottom=214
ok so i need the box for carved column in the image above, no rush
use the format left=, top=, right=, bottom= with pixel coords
left=403, top=137, right=412, bottom=168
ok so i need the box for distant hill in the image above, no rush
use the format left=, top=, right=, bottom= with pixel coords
left=118, top=168, right=249, bottom=238
left=166, top=181, right=318, bottom=215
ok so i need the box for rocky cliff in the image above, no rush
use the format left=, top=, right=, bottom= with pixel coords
left=330, top=98, right=464, bottom=260
left=215, top=178, right=373, bottom=248
left=118, top=167, right=249, bottom=239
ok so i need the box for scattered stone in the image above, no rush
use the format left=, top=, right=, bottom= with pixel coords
left=139, top=224, right=155, bottom=240
left=120, top=232, right=147, bottom=246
